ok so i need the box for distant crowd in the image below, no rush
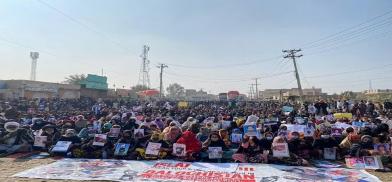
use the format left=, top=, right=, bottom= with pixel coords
left=1, top=98, right=392, bottom=170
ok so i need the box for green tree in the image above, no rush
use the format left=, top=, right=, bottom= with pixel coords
left=128, top=84, right=150, bottom=98
left=64, top=74, right=86, bottom=84
left=166, top=83, right=185, bottom=99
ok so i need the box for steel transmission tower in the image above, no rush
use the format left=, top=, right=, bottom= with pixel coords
left=138, top=45, right=151, bottom=88
left=30, top=52, right=39, bottom=81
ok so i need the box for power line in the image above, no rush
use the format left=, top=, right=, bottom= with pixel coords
left=163, top=55, right=281, bottom=69
left=301, top=9, right=392, bottom=48
left=36, top=0, right=135, bottom=53
left=305, top=63, right=392, bottom=79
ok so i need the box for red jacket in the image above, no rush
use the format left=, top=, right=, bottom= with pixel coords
left=176, top=131, right=201, bottom=153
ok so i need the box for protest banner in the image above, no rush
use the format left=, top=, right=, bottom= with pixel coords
left=334, top=113, right=353, bottom=119
left=34, top=136, right=47, bottom=148
left=13, top=159, right=381, bottom=182
left=282, top=106, right=294, bottom=113
left=178, top=101, right=188, bottom=108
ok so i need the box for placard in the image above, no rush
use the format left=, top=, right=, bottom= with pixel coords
left=243, top=124, right=257, bottom=136
left=108, top=128, right=121, bottom=138
left=323, top=148, right=336, bottom=160
left=34, top=136, right=47, bottom=148
left=208, top=147, right=223, bottom=159
left=51, top=141, right=72, bottom=153
left=272, top=143, right=289, bottom=157
left=134, top=129, right=144, bottom=138
left=230, top=133, right=243, bottom=143
left=114, top=143, right=130, bottom=156
left=364, top=156, right=383, bottom=169
left=374, top=143, right=390, bottom=155
left=222, top=121, right=232, bottom=129
left=345, top=158, right=365, bottom=169
left=146, top=142, right=161, bottom=156
left=93, top=134, right=107, bottom=146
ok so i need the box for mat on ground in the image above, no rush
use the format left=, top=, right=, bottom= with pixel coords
left=13, top=158, right=381, bottom=182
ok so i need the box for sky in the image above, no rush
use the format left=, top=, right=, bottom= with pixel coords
left=0, top=0, right=391, bottom=95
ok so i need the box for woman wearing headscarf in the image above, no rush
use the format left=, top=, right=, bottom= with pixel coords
left=39, top=124, right=61, bottom=150
left=232, top=135, right=266, bottom=163
left=176, top=130, right=202, bottom=161
left=114, top=130, right=138, bottom=159
left=269, top=136, right=309, bottom=166
left=136, top=131, right=170, bottom=160
left=0, top=121, right=34, bottom=156
left=201, top=132, right=228, bottom=162
left=163, top=126, right=182, bottom=145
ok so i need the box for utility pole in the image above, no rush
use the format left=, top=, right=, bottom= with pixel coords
left=254, top=78, right=260, bottom=100
left=283, top=49, right=303, bottom=102
left=157, top=63, right=168, bottom=98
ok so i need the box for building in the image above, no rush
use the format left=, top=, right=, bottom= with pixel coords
left=184, top=89, right=216, bottom=101
left=260, top=87, right=325, bottom=100
left=364, top=89, right=392, bottom=95
left=79, top=74, right=108, bottom=99
left=0, top=80, right=80, bottom=99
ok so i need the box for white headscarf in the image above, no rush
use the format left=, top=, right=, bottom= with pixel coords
left=4, top=121, right=20, bottom=132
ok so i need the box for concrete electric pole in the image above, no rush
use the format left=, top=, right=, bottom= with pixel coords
left=157, top=63, right=168, bottom=98
left=283, top=49, right=304, bottom=102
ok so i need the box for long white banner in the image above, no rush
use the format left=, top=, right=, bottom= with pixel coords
left=13, top=159, right=380, bottom=182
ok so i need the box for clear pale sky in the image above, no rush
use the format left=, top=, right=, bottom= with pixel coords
left=1, top=0, right=391, bottom=95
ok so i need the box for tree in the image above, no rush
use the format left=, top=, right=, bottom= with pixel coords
left=64, top=74, right=86, bottom=84
left=128, top=84, right=150, bottom=99
left=166, top=83, right=185, bottom=99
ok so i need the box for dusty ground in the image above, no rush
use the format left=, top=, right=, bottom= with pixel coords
left=0, top=157, right=390, bottom=182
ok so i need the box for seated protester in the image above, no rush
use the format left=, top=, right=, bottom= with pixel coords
left=0, top=121, right=34, bottom=156
left=181, top=117, right=196, bottom=132
left=219, top=129, right=231, bottom=148
left=50, top=129, right=82, bottom=156
left=101, top=122, right=112, bottom=133
left=288, top=132, right=302, bottom=156
left=176, top=129, right=202, bottom=161
left=230, top=128, right=243, bottom=149
left=136, top=132, right=170, bottom=160
left=114, top=130, right=138, bottom=159
left=75, top=135, right=112, bottom=159
left=356, top=135, right=374, bottom=156
left=149, top=123, right=161, bottom=133
left=312, top=131, right=339, bottom=159
left=122, top=118, right=139, bottom=131
left=162, top=122, right=178, bottom=136
left=269, top=136, right=309, bottom=166
left=232, top=136, right=266, bottom=163
left=39, top=124, right=61, bottom=150
left=259, top=132, right=274, bottom=151
left=78, top=123, right=97, bottom=141
left=201, top=132, right=230, bottom=162
left=163, top=126, right=182, bottom=145
left=196, top=127, right=210, bottom=143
